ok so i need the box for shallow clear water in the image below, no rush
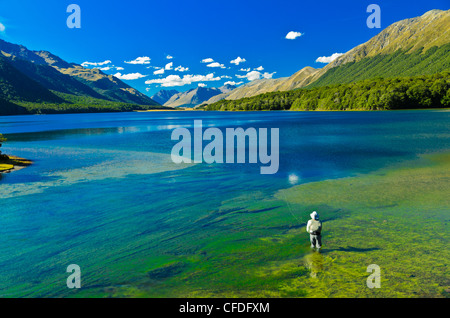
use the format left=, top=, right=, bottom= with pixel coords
left=0, top=110, right=449, bottom=297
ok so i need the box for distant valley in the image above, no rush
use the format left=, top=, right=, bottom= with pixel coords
left=155, top=84, right=236, bottom=108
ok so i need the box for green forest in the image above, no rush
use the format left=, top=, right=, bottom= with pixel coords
left=14, top=92, right=167, bottom=114
left=308, top=44, right=450, bottom=88
left=0, top=92, right=166, bottom=115
left=0, top=54, right=166, bottom=115
left=205, top=71, right=450, bottom=111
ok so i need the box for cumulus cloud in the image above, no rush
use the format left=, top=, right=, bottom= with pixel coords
left=125, top=56, right=151, bottom=65
left=153, top=68, right=165, bottom=75
left=230, top=56, right=246, bottom=65
left=246, top=70, right=264, bottom=81
left=145, top=73, right=221, bottom=87
left=207, top=62, right=225, bottom=68
left=165, top=62, right=173, bottom=70
left=81, top=60, right=112, bottom=67
left=221, top=75, right=232, bottom=79
left=285, top=31, right=303, bottom=40
left=236, top=71, right=276, bottom=81
left=315, top=53, right=344, bottom=63
left=166, top=55, right=173, bottom=59
left=175, top=65, right=189, bottom=72
left=201, top=58, right=214, bottom=63
left=239, top=68, right=250, bottom=72
left=198, top=83, right=207, bottom=87
left=116, top=67, right=124, bottom=71
left=262, top=72, right=276, bottom=79
left=113, top=72, right=147, bottom=80
left=0, top=22, right=6, bottom=32
left=224, top=81, right=243, bottom=86
left=255, top=66, right=264, bottom=71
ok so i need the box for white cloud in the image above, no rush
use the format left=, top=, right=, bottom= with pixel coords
left=81, top=62, right=127, bottom=72
left=206, top=62, right=225, bottom=68
left=315, top=53, right=344, bottom=63
left=221, top=75, right=232, bottom=79
left=113, top=72, right=147, bottom=80
left=285, top=31, right=303, bottom=40
left=165, top=62, right=173, bottom=70
left=230, top=56, right=246, bottom=65
left=262, top=72, right=275, bottom=79
left=175, top=65, right=189, bottom=72
left=153, top=68, right=165, bottom=75
left=81, top=60, right=112, bottom=67
left=246, top=70, right=263, bottom=81
left=166, top=55, right=173, bottom=59
left=201, top=58, right=214, bottom=63
left=224, top=81, right=243, bottom=86
left=236, top=71, right=276, bottom=81
left=0, top=22, right=6, bottom=32
left=145, top=73, right=221, bottom=87
left=125, top=56, right=151, bottom=65
left=255, top=66, right=264, bottom=71
left=198, top=83, right=206, bottom=87
left=239, top=68, right=250, bottom=72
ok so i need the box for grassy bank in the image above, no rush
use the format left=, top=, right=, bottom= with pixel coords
left=0, top=155, right=32, bottom=173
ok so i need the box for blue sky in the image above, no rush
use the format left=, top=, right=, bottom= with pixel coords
left=0, top=0, right=448, bottom=97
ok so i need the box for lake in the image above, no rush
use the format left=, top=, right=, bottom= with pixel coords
left=0, top=110, right=449, bottom=297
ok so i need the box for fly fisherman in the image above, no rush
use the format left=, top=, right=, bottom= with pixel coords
left=306, top=211, right=322, bottom=251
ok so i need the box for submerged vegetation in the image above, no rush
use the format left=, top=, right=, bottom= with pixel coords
left=70, top=152, right=449, bottom=298
left=205, top=71, right=450, bottom=111
left=278, top=153, right=450, bottom=297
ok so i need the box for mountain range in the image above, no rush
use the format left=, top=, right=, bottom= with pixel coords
left=162, top=84, right=236, bottom=108
left=201, top=9, right=450, bottom=105
left=150, top=89, right=180, bottom=105
left=0, top=39, right=162, bottom=115
left=1, top=9, right=449, bottom=115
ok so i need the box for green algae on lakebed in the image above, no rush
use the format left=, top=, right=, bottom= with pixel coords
left=276, top=152, right=450, bottom=297
left=72, top=153, right=449, bottom=298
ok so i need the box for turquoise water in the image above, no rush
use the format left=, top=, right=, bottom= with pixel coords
left=0, top=110, right=449, bottom=297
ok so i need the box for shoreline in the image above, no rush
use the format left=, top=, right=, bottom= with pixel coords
left=2, top=107, right=448, bottom=117
left=133, top=108, right=180, bottom=112
left=0, top=155, right=33, bottom=173
left=202, top=107, right=450, bottom=112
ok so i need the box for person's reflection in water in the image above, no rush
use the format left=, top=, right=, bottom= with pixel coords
left=304, top=252, right=324, bottom=278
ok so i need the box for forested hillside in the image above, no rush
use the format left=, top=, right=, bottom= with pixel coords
left=205, top=72, right=450, bottom=111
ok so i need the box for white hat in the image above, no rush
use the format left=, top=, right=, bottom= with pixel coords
left=310, top=211, right=319, bottom=220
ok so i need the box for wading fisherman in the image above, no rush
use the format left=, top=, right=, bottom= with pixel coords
left=306, top=211, right=322, bottom=251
